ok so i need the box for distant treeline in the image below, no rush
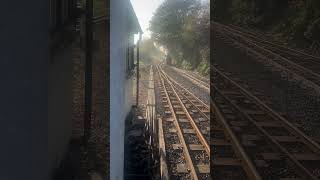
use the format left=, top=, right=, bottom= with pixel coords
left=150, top=0, right=210, bottom=75
left=213, top=0, right=320, bottom=49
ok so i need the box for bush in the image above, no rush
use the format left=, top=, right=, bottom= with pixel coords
left=196, top=61, right=209, bottom=76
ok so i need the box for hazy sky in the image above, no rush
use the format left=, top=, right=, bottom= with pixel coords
left=131, top=0, right=209, bottom=39
left=130, top=0, right=165, bottom=38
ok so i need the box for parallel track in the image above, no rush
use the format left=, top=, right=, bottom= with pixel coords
left=159, top=61, right=320, bottom=179
left=160, top=65, right=260, bottom=179
left=213, top=22, right=320, bottom=93
left=214, top=64, right=320, bottom=142
left=226, top=23, right=320, bottom=73
left=226, top=23, right=320, bottom=64
left=165, top=63, right=320, bottom=179
left=212, top=66, right=320, bottom=180
left=167, top=67, right=266, bottom=179
left=157, top=65, right=210, bottom=179
left=171, top=67, right=210, bottom=92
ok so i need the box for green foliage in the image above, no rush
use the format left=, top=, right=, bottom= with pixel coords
left=196, top=60, right=210, bottom=76
left=223, top=0, right=320, bottom=48
left=150, top=0, right=209, bottom=71
left=181, top=60, right=193, bottom=70
left=230, top=0, right=256, bottom=26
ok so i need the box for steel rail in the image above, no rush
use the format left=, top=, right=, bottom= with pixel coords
left=159, top=66, right=211, bottom=145
left=213, top=22, right=320, bottom=63
left=189, top=72, right=210, bottom=84
left=216, top=23, right=320, bottom=80
left=217, top=23, right=320, bottom=79
left=170, top=81, right=209, bottom=121
left=229, top=29, right=320, bottom=69
left=214, top=26, right=320, bottom=94
left=225, top=23, right=320, bottom=62
left=213, top=66, right=320, bottom=151
left=212, top=67, right=320, bottom=179
left=159, top=66, right=209, bottom=113
left=158, top=67, right=199, bottom=180
left=213, top=85, right=319, bottom=180
left=160, top=65, right=262, bottom=179
left=211, top=102, right=263, bottom=180
left=172, top=67, right=210, bottom=92
left=182, top=72, right=209, bottom=91
left=173, top=67, right=210, bottom=85
left=251, top=42, right=320, bottom=66
left=158, top=66, right=210, bottom=157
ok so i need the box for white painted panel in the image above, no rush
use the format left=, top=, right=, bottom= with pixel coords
left=110, top=0, right=129, bottom=179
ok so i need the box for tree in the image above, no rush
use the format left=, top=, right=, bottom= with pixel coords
left=150, top=0, right=209, bottom=70
left=225, top=0, right=320, bottom=48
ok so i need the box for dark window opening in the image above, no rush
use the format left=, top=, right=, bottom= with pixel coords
left=126, top=41, right=136, bottom=78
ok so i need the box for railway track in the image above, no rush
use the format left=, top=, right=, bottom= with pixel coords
left=166, top=64, right=320, bottom=179
left=213, top=64, right=320, bottom=141
left=156, top=65, right=210, bottom=179
left=171, top=67, right=210, bottom=92
left=212, top=66, right=320, bottom=180
left=213, top=22, right=320, bottom=93
left=226, top=23, right=320, bottom=72
left=226, top=23, right=320, bottom=63
left=164, top=66, right=264, bottom=179
left=158, top=62, right=320, bottom=179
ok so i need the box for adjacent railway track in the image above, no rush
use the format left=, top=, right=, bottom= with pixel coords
left=226, top=23, right=320, bottom=64
left=162, top=65, right=265, bottom=179
left=212, top=66, right=320, bottom=179
left=213, top=22, right=320, bottom=93
left=157, top=60, right=320, bottom=179
left=226, top=23, right=320, bottom=73
left=156, top=65, right=210, bottom=179
left=213, top=63, right=320, bottom=141
left=171, top=67, right=210, bottom=92
left=161, top=65, right=262, bottom=179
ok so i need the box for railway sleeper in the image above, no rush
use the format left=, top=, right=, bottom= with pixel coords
left=176, top=163, right=188, bottom=173
left=256, top=121, right=283, bottom=127
left=211, top=139, right=231, bottom=146
left=196, top=164, right=210, bottom=174
left=292, top=153, right=320, bottom=161
left=189, top=144, right=205, bottom=151
left=261, top=153, right=282, bottom=160
left=212, top=158, right=241, bottom=166
left=178, top=118, right=189, bottom=123
left=271, top=136, right=299, bottom=143
left=183, top=129, right=196, bottom=134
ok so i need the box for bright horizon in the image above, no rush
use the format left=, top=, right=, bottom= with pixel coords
left=131, top=0, right=209, bottom=43
left=130, top=0, right=165, bottom=39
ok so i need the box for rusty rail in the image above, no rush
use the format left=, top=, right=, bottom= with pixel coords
left=212, top=66, right=320, bottom=179
left=158, top=66, right=199, bottom=180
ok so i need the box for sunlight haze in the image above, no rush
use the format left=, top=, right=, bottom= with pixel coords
left=130, top=0, right=165, bottom=38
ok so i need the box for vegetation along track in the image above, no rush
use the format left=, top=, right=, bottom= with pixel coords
left=156, top=65, right=210, bottom=179
left=213, top=22, right=320, bottom=94
left=212, top=65, right=320, bottom=179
